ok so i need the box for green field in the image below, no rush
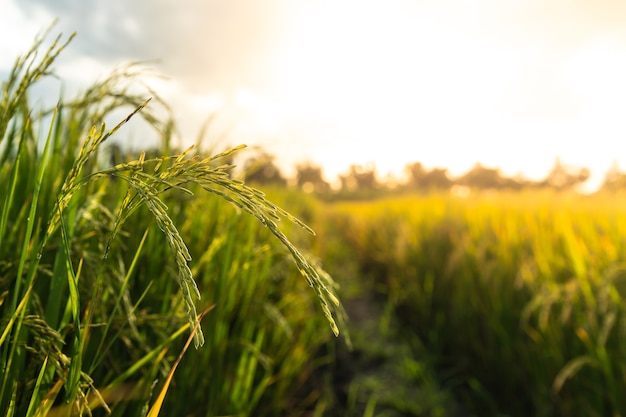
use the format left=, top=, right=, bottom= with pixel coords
left=4, top=31, right=626, bottom=417
left=320, top=192, right=626, bottom=416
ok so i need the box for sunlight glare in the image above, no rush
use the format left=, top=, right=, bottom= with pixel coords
left=264, top=1, right=523, bottom=180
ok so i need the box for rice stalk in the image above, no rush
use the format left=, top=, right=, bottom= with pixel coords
left=65, top=134, right=345, bottom=344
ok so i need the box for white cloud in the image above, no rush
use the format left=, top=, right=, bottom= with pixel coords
left=0, top=2, right=55, bottom=70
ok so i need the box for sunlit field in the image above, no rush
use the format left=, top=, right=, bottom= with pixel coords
left=320, top=192, right=626, bottom=416
left=6, top=31, right=626, bottom=417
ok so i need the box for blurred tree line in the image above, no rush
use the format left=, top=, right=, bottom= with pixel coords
left=240, top=150, right=611, bottom=196
left=105, top=142, right=625, bottom=196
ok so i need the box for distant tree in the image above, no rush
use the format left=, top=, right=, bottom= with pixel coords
left=600, top=161, right=626, bottom=191
left=540, top=158, right=590, bottom=190
left=427, top=168, right=453, bottom=189
left=405, top=162, right=451, bottom=190
left=242, top=151, right=287, bottom=186
left=456, top=163, right=507, bottom=189
left=339, top=163, right=378, bottom=192
left=508, top=174, right=533, bottom=190
left=296, top=162, right=330, bottom=193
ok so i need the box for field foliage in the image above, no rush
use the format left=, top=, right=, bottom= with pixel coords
left=322, top=192, right=626, bottom=416
left=0, top=30, right=343, bottom=417
left=6, top=27, right=626, bottom=417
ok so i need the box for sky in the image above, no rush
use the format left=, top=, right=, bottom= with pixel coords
left=3, top=0, right=626, bottom=191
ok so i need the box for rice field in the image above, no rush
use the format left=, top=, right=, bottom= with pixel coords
left=5, top=29, right=626, bottom=417
left=321, top=192, right=626, bottom=416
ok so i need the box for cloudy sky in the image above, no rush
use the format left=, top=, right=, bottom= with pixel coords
left=3, top=0, right=626, bottom=190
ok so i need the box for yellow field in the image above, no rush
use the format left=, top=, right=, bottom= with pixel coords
left=318, top=191, right=626, bottom=416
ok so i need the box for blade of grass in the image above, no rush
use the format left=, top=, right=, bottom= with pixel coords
left=59, top=209, right=83, bottom=404
left=24, top=356, right=49, bottom=417
left=11, top=106, right=57, bottom=311
left=146, top=305, right=214, bottom=417
left=0, top=121, right=24, bottom=251
left=110, top=322, right=186, bottom=386
left=89, top=228, right=151, bottom=372
left=32, top=378, right=63, bottom=417
left=0, top=285, right=33, bottom=347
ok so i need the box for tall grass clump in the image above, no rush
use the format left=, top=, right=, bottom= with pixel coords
left=0, top=29, right=344, bottom=416
left=324, top=191, right=626, bottom=417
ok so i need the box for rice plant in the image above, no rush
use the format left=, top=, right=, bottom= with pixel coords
left=0, top=28, right=344, bottom=416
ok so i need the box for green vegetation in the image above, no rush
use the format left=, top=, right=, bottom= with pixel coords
left=0, top=30, right=344, bottom=416
left=6, top=27, right=626, bottom=417
left=321, top=192, right=626, bottom=416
